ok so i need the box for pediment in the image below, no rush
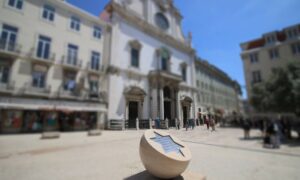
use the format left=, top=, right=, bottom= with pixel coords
left=124, top=86, right=147, bottom=96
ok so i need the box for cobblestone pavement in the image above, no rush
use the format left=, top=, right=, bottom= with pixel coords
left=0, top=127, right=300, bottom=180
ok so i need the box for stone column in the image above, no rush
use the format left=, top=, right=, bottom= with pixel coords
left=149, top=85, right=152, bottom=119
left=177, top=91, right=182, bottom=128
left=160, top=88, right=164, bottom=119
left=157, top=86, right=160, bottom=119
left=97, top=112, right=102, bottom=129
left=192, top=93, right=196, bottom=119
left=125, top=101, right=129, bottom=121
left=174, top=89, right=178, bottom=119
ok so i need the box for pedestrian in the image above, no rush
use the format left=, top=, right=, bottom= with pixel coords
left=283, top=118, right=292, bottom=139
left=210, top=116, right=216, bottom=131
left=243, top=119, right=251, bottom=139
left=155, top=117, right=160, bottom=129
left=189, top=119, right=195, bottom=130
left=265, top=120, right=281, bottom=149
left=273, top=120, right=281, bottom=149
left=176, top=118, right=180, bottom=130
left=205, top=116, right=210, bottom=130
left=185, top=119, right=189, bottom=131
left=264, top=120, right=272, bottom=148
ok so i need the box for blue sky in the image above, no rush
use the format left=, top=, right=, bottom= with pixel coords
left=67, top=0, right=300, bottom=98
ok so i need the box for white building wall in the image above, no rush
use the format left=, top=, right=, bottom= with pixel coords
left=108, top=15, right=193, bottom=120
left=0, top=0, right=107, bottom=92
left=195, top=63, right=239, bottom=117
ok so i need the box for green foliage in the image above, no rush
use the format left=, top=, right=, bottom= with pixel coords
left=250, top=61, right=300, bottom=116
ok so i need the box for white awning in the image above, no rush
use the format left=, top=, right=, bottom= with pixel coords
left=0, top=103, right=54, bottom=110
left=55, top=106, right=107, bottom=112
left=0, top=97, right=107, bottom=112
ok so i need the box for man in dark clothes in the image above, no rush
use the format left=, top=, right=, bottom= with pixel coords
left=243, top=119, right=251, bottom=139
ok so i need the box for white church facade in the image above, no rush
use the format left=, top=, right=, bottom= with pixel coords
left=103, top=0, right=197, bottom=129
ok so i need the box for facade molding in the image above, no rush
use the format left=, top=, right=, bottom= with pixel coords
left=109, top=2, right=195, bottom=55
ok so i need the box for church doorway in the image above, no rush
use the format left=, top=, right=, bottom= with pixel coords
left=182, top=105, right=188, bottom=127
left=128, top=101, right=138, bottom=128
left=124, top=86, right=146, bottom=129
left=164, top=101, right=171, bottom=120
left=163, top=86, right=172, bottom=120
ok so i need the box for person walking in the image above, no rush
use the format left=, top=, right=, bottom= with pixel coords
left=205, top=116, right=210, bottom=130
left=210, top=116, right=216, bottom=131
left=243, top=119, right=251, bottom=139
left=155, top=117, right=160, bottom=129
left=273, top=120, right=281, bottom=149
left=265, top=120, right=281, bottom=149
left=185, top=119, right=190, bottom=131
left=176, top=118, right=180, bottom=130
left=191, top=119, right=195, bottom=130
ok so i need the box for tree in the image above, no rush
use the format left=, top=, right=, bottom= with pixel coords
left=250, top=62, right=300, bottom=116
left=288, top=62, right=300, bottom=116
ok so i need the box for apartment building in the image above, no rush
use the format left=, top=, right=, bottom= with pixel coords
left=195, top=59, right=239, bottom=120
left=240, top=24, right=300, bottom=99
left=0, top=0, right=110, bottom=133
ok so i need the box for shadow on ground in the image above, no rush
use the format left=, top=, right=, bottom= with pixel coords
left=124, top=171, right=183, bottom=180
left=283, top=139, right=300, bottom=147
left=239, top=136, right=263, bottom=141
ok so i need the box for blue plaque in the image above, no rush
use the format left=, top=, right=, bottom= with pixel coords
left=151, top=132, right=184, bottom=156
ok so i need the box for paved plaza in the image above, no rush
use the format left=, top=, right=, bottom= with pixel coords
left=0, top=127, right=300, bottom=180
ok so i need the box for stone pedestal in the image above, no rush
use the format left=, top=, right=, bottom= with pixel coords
left=88, top=129, right=102, bottom=136
left=41, top=131, right=60, bottom=139
left=139, top=130, right=191, bottom=179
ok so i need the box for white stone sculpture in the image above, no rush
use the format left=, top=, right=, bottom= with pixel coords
left=139, top=129, right=191, bottom=179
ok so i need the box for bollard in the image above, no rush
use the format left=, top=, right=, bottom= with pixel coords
left=149, top=118, right=152, bottom=129
left=166, top=118, right=169, bottom=129
left=122, top=118, right=125, bottom=130
left=136, top=118, right=139, bottom=130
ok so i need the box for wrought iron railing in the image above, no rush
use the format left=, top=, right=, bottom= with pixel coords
left=0, top=80, right=15, bottom=91
left=86, top=62, right=106, bottom=73
left=109, top=119, right=124, bottom=130
left=169, top=119, right=176, bottom=127
left=60, top=55, right=82, bottom=68
left=27, top=48, right=55, bottom=62
left=0, top=39, right=21, bottom=54
left=58, top=84, right=81, bottom=98
left=139, top=119, right=150, bottom=129
left=24, top=81, right=51, bottom=95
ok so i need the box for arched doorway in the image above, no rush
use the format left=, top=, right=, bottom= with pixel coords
left=124, top=86, right=146, bottom=128
left=181, top=95, right=193, bottom=128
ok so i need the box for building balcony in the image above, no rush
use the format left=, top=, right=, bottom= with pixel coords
left=83, top=90, right=107, bottom=102
left=0, top=81, right=15, bottom=94
left=0, top=40, right=22, bottom=57
left=86, top=62, right=106, bottom=75
left=58, top=84, right=82, bottom=100
left=23, top=82, right=51, bottom=97
left=27, top=48, right=55, bottom=65
left=60, top=56, right=82, bottom=70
